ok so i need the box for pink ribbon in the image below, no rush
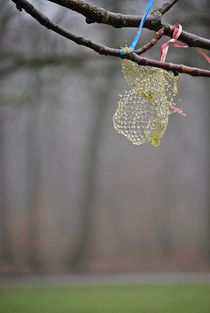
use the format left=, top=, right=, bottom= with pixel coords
left=169, top=103, right=186, bottom=116
left=160, top=23, right=210, bottom=64
left=160, top=23, right=187, bottom=62
left=160, top=23, right=210, bottom=117
left=195, top=48, right=210, bottom=64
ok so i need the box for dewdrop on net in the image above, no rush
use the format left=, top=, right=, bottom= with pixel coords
left=113, top=58, right=180, bottom=147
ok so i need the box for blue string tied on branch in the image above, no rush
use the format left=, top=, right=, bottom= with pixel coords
left=119, top=0, right=155, bottom=57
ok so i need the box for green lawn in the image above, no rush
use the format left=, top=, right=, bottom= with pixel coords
left=0, top=284, right=210, bottom=313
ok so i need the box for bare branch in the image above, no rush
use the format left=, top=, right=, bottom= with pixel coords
left=135, top=28, right=165, bottom=55
left=158, top=0, right=180, bottom=15
left=48, top=0, right=179, bottom=25
left=47, top=0, right=210, bottom=50
left=10, top=0, right=210, bottom=77
left=164, top=27, right=210, bottom=51
left=130, top=52, right=210, bottom=77
left=48, top=0, right=159, bottom=30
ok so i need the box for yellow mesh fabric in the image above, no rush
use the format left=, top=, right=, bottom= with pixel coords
left=113, top=60, right=180, bottom=147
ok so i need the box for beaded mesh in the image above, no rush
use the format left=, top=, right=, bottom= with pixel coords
left=113, top=60, right=180, bottom=147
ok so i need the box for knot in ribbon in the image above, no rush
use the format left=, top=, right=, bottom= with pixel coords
left=160, top=23, right=210, bottom=64
left=160, top=23, right=187, bottom=62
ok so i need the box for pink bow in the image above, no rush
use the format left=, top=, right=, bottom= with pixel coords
left=160, top=23, right=187, bottom=62
left=160, top=23, right=210, bottom=117
left=160, top=23, right=210, bottom=64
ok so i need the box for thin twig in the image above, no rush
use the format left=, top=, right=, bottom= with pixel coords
left=158, top=0, right=180, bottom=15
left=135, top=28, right=165, bottom=55
left=10, top=0, right=210, bottom=77
left=47, top=0, right=210, bottom=50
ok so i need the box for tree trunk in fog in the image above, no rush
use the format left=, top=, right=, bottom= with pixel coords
left=68, top=96, right=107, bottom=271
left=25, top=107, right=43, bottom=273
left=0, top=112, right=13, bottom=270
left=206, top=78, right=210, bottom=264
left=25, top=74, right=43, bottom=273
left=156, top=162, right=176, bottom=257
left=0, top=3, right=18, bottom=272
left=69, top=0, right=120, bottom=272
left=204, top=1, right=210, bottom=265
left=69, top=67, right=116, bottom=271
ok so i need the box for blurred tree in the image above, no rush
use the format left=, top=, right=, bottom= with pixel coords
left=0, top=0, right=91, bottom=273
left=24, top=74, right=43, bottom=273
left=0, top=1, right=15, bottom=274
left=0, top=112, right=14, bottom=272
left=1, top=0, right=210, bottom=275
left=203, top=0, right=210, bottom=266
left=68, top=0, right=121, bottom=272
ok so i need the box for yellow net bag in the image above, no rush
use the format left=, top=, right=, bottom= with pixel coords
left=113, top=60, right=180, bottom=147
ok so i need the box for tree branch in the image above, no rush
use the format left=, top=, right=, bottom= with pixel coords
left=48, top=0, right=179, bottom=25
left=130, top=52, right=210, bottom=77
left=10, top=0, right=210, bottom=77
left=48, top=0, right=210, bottom=50
left=0, top=53, right=90, bottom=78
left=158, top=0, right=180, bottom=15
left=135, top=28, right=165, bottom=55
left=48, top=0, right=159, bottom=30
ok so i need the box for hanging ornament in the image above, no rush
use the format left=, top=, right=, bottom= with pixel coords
left=113, top=60, right=180, bottom=147
left=114, top=9, right=187, bottom=148
left=113, top=0, right=210, bottom=147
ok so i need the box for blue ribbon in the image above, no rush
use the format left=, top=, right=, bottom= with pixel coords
left=119, top=49, right=129, bottom=58
left=120, top=0, right=155, bottom=57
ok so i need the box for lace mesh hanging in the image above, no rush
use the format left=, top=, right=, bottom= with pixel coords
left=113, top=60, right=180, bottom=147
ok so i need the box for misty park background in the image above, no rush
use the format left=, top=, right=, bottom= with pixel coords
left=0, top=0, right=210, bottom=277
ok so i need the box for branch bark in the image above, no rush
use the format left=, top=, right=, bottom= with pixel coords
left=48, top=0, right=159, bottom=29
left=48, top=0, right=179, bottom=25
left=158, top=0, right=180, bottom=15
left=135, top=28, right=165, bottom=55
left=10, top=0, right=210, bottom=77
left=47, top=0, right=210, bottom=50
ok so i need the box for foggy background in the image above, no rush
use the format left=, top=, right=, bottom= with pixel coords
left=0, top=0, right=210, bottom=276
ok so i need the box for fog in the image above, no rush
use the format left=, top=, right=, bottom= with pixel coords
left=0, top=0, right=210, bottom=275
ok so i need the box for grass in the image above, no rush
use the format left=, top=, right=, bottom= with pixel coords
left=0, top=284, right=210, bottom=313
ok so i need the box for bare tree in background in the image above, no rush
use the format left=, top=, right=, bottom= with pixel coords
left=1, top=0, right=210, bottom=274
left=68, top=0, right=122, bottom=272
left=0, top=1, right=91, bottom=273
left=0, top=112, right=14, bottom=272
left=202, top=0, right=210, bottom=265
left=24, top=74, right=44, bottom=273
left=0, top=1, right=16, bottom=273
